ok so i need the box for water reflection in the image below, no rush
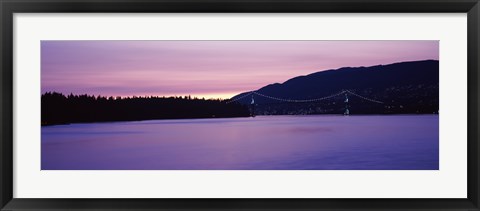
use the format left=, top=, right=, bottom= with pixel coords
left=41, top=115, right=439, bottom=170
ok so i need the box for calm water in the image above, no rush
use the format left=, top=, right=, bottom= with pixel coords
left=42, top=115, right=439, bottom=170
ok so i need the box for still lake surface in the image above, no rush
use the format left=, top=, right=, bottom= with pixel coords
left=42, top=115, right=439, bottom=170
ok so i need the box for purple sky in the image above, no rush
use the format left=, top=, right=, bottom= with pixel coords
left=41, top=41, right=439, bottom=99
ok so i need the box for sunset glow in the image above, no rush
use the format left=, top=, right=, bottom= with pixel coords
left=41, top=41, right=439, bottom=99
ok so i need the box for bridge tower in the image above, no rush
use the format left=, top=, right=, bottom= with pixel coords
left=250, top=94, right=256, bottom=117
left=344, top=92, right=350, bottom=115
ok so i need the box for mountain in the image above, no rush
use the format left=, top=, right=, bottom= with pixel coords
left=232, top=60, right=439, bottom=115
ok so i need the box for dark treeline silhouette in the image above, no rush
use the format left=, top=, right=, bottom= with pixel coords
left=42, top=92, right=250, bottom=125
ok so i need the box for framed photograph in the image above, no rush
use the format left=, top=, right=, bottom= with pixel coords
left=1, top=0, right=479, bottom=210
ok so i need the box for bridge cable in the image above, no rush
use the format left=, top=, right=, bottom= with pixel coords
left=345, top=90, right=384, bottom=104
left=225, top=92, right=253, bottom=104
left=252, top=90, right=346, bottom=103
left=227, top=89, right=384, bottom=104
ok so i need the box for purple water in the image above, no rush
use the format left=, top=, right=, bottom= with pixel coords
left=41, top=115, right=439, bottom=170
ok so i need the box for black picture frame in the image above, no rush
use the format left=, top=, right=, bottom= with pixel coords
left=1, top=0, right=479, bottom=210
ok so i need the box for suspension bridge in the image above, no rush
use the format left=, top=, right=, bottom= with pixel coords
left=226, top=89, right=384, bottom=116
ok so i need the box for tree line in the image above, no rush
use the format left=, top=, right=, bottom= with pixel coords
left=42, top=92, right=250, bottom=125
